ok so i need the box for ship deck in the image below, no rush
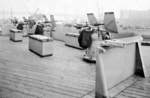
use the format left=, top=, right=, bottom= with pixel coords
left=0, top=36, right=150, bottom=98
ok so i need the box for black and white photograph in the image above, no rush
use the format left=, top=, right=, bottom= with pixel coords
left=0, top=0, right=150, bottom=98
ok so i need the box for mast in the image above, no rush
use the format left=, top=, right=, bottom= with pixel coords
left=3, top=9, right=4, bottom=19
left=97, top=0, right=104, bottom=22
left=97, top=0, right=101, bottom=21
left=10, top=8, right=13, bottom=18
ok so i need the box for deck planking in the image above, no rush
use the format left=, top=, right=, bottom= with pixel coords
left=0, top=36, right=95, bottom=98
left=114, top=77, right=150, bottom=98
left=1, top=36, right=150, bottom=98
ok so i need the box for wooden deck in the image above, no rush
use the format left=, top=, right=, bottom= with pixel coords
left=0, top=36, right=95, bottom=98
left=0, top=36, right=150, bottom=98
left=114, top=77, right=150, bottom=98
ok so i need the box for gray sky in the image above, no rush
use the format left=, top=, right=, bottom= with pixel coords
left=0, top=0, right=150, bottom=19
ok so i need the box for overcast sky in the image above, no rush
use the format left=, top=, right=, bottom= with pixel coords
left=0, top=0, right=150, bottom=19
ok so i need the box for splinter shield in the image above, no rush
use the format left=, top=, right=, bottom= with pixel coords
left=104, top=12, right=118, bottom=33
left=87, top=13, right=98, bottom=26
